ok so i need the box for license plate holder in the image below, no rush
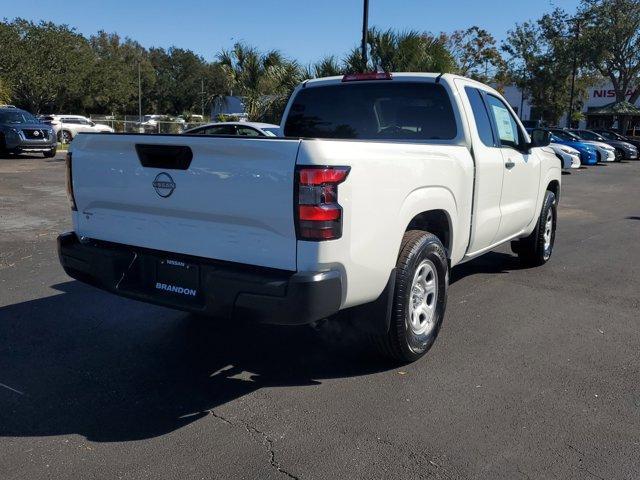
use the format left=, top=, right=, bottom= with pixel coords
left=155, top=258, right=200, bottom=299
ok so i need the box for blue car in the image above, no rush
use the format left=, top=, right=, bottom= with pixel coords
left=545, top=129, right=598, bottom=166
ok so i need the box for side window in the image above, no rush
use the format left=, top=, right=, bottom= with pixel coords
left=485, top=95, right=523, bottom=150
left=202, top=125, right=235, bottom=135
left=464, top=87, right=495, bottom=147
left=236, top=126, right=261, bottom=136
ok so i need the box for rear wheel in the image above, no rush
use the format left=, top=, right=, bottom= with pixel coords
left=60, top=130, right=73, bottom=144
left=512, top=190, right=557, bottom=267
left=372, top=230, right=448, bottom=363
left=0, top=134, right=6, bottom=158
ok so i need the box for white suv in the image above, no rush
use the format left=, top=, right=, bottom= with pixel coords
left=50, top=115, right=114, bottom=143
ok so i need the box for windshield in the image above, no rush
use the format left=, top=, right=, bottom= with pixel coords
left=578, top=130, right=605, bottom=141
left=284, top=82, right=457, bottom=140
left=0, top=110, right=38, bottom=124
left=600, top=131, right=623, bottom=141
left=552, top=130, right=580, bottom=141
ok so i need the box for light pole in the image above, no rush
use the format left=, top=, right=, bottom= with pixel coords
left=361, top=0, right=369, bottom=67
left=566, top=18, right=580, bottom=128
left=201, top=78, right=205, bottom=118
left=138, top=61, right=142, bottom=127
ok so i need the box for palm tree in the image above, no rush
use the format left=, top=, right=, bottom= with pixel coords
left=345, top=28, right=456, bottom=74
left=217, top=43, right=302, bottom=122
left=304, top=56, right=344, bottom=79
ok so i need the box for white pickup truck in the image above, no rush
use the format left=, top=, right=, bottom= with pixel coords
left=58, top=73, right=561, bottom=363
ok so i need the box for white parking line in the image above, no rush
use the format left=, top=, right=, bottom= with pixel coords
left=0, top=382, right=24, bottom=395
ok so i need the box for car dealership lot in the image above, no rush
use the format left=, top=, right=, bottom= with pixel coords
left=1, top=154, right=639, bottom=479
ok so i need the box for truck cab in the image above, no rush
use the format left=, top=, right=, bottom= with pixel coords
left=58, top=73, right=561, bottom=363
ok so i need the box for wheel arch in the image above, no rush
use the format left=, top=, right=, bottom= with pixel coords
left=398, top=186, right=458, bottom=260
left=547, top=179, right=560, bottom=201
left=405, top=210, right=452, bottom=255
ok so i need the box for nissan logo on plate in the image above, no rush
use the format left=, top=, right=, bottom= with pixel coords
left=152, top=172, right=176, bottom=198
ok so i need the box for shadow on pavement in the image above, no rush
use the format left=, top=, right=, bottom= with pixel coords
left=0, top=281, right=389, bottom=442
left=450, top=251, right=524, bottom=284
left=0, top=251, right=525, bottom=442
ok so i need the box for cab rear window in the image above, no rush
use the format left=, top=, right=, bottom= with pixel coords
left=284, top=82, right=457, bottom=141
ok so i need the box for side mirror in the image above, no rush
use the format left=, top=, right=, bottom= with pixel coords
left=530, top=129, right=551, bottom=148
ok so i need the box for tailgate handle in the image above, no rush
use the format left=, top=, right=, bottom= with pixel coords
left=135, top=144, right=193, bottom=170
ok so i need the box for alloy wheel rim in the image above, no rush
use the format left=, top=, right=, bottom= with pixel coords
left=407, top=259, right=438, bottom=336
left=543, top=209, right=553, bottom=258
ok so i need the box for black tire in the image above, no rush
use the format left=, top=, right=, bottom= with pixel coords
left=43, top=147, right=57, bottom=158
left=373, top=230, right=448, bottom=363
left=512, top=190, right=557, bottom=267
left=0, top=133, right=7, bottom=158
left=60, top=130, right=73, bottom=144
left=615, top=149, right=625, bottom=162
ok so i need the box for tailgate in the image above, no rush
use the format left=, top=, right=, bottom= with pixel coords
left=71, top=134, right=301, bottom=271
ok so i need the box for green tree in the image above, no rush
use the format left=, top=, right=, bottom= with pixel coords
left=579, top=0, right=640, bottom=103
left=578, top=0, right=640, bottom=131
left=162, top=48, right=215, bottom=114
left=345, top=28, right=455, bottom=73
left=304, top=56, right=344, bottom=79
left=448, top=26, right=505, bottom=82
left=217, top=43, right=301, bottom=122
left=0, top=77, right=11, bottom=104
left=502, top=9, right=590, bottom=124
left=88, top=31, right=155, bottom=115
left=0, top=19, right=93, bottom=113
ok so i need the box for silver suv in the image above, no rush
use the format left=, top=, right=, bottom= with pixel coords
left=0, top=106, right=57, bottom=158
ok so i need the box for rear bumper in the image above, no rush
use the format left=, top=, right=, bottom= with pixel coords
left=57, top=232, right=342, bottom=325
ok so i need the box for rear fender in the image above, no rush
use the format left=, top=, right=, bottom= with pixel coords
left=398, top=186, right=458, bottom=259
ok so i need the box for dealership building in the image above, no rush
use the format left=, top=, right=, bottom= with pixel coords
left=502, top=82, right=640, bottom=131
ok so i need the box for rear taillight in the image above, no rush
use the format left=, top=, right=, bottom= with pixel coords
left=295, top=166, right=349, bottom=241
left=65, top=152, right=77, bottom=211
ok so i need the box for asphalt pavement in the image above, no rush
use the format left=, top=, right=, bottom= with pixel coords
left=1, top=152, right=639, bottom=479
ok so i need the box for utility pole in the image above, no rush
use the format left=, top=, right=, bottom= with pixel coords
left=567, top=19, right=580, bottom=128
left=138, top=61, right=142, bottom=126
left=201, top=78, right=205, bottom=118
left=361, top=0, right=369, bottom=68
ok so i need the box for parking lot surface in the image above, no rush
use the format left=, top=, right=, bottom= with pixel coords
left=1, top=153, right=639, bottom=479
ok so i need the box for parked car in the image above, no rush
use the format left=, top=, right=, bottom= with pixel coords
left=0, top=106, right=57, bottom=157
left=50, top=115, right=114, bottom=143
left=526, top=128, right=581, bottom=169
left=591, top=129, right=640, bottom=151
left=549, top=143, right=581, bottom=169
left=542, top=128, right=598, bottom=165
left=136, top=115, right=186, bottom=133
left=183, top=121, right=280, bottom=136
left=58, top=72, right=561, bottom=363
left=577, top=129, right=639, bottom=160
left=564, top=129, right=617, bottom=162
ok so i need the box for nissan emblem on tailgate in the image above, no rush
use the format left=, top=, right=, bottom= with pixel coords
left=152, top=172, right=176, bottom=198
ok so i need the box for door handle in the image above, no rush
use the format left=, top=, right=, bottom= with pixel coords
left=505, top=160, right=516, bottom=169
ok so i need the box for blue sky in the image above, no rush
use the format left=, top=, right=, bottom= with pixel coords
left=3, top=0, right=581, bottom=64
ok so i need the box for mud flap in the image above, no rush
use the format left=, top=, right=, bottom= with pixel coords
left=341, top=268, right=396, bottom=335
